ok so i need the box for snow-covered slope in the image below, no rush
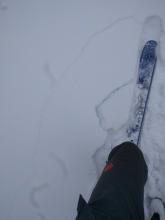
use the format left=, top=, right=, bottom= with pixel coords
left=0, top=1, right=165, bottom=220
left=93, top=16, right=165, bottom=220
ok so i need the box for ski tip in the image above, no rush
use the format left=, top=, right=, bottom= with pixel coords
left=139, top=39, right=158, bottom=67
left=145, top=40, right=158, bottom=47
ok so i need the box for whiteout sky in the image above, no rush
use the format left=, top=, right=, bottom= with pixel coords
left=1, top=1, right=165, bottom=220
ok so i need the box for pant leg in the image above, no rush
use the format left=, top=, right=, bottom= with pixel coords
left=76, top=142, right=148, bottom=220
left=89, top=142, right=148, bottom=220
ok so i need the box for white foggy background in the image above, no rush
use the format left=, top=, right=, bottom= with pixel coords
left=1, top=0, right=165, bottom=220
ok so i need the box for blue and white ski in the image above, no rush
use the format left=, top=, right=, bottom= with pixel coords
left=126, top=40, right=157, bottom=146
left=126, top=41, right=165, bottom=219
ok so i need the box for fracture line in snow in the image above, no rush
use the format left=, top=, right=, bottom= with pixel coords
left=30, top=182, right=49, bottom=209
left=32, top=64, right=57, bottom=178
left=7, top=64, right=56, bottom=220
left=30, top=182, right=48, bottom=220
left=32, top=16, right=136, bottom=179
left=95, top=78, right=134, bottom=131
left=57, top=15, right=136, bottom=82
left=29, top=16, right=136, bottom=219
left=34, top=16, right=136, bottom=156
left=44, top=63, right=57, bottom=88
left=92, top=79, right=134, bottom=176
left=37, top=63, right=57, bottom=137
left=49, top=152, right=69, bottom=178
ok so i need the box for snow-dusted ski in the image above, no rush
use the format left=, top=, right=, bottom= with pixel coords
left=126, top=40, right=157, bottom=146
left=126, top=40, right=165, bottom=219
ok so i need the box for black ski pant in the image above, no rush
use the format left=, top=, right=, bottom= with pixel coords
left=75, top=142, right=148, bottom=220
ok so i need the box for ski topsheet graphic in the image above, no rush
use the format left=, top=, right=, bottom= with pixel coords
left=126, top=41, right=165, bottom=219
left=126, top=40, right=157, bottom=146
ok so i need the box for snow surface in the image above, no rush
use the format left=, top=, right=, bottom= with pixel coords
left=93, top=16, right=165, bottom=220
left=0, top=1, right=165, bottom=220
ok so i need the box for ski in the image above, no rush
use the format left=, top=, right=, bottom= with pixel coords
left=126, top=41, right=165, bottom=219
left=126, top=40, right=157, bottom=146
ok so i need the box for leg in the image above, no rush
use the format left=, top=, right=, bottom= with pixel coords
left=76, top=142, right=148, bottom=220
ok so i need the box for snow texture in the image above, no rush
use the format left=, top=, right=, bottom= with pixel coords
left=126, top=40, right=157, bottom=145
left=1, top=1, right=165, bottom=220
left=93, top=16, right=165, bottom=220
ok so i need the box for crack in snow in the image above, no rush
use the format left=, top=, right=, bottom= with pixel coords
left=30, top=182, right=49, bottom=220
left=34, top=16, right=136, bottom=157
left=49, top=152, right=68, bottom=178
left=95, top=78, right=134, bottom=132
left=30, top=14, right=146, bottom=219
left=30, top=182, right=49, bottom=209
left=31, top=64, right=57, bottom=178
left=44, top=63, right=57, bottom=88
left=32, top=16, right=136, bottom=173
left=57, top=15, right=136, bottom=82
left=93, top=79, right=134, bottom=175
